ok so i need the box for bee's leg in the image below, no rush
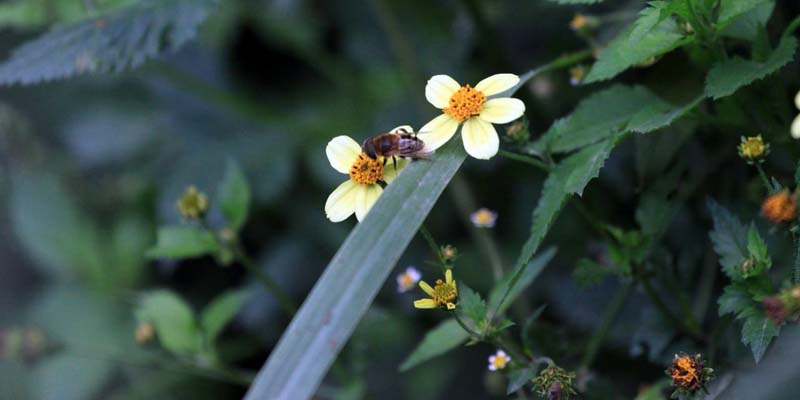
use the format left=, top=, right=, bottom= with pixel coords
left=382, top=157, right=387, bottom=166
left=392, top=156, right=398, bottom=171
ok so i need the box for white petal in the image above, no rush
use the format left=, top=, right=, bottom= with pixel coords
left=389, top=125, right=415, bottom=134
left=425, top=75, right=460, bottom=109
left=418, top=114, right=459, bottom=152
left=325, top=180, right=359, bottom=222
left=326, top=136, right=361, bottom=174
left=354, top=184, right=383, bottom=221
left=480, top=98, right=525, bottom=124
left=462, top=118, right=499, bottom=159
left=795, top=91, right=800, bottom=110
left=383, top=157, right=409, bottom=183
left=792, top=114, right=800, bottom=139
left=474, top=73, right=519, bottom=96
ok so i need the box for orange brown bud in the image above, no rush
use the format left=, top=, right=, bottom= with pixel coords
left=761, top=191, right=797, bottom=223
left=669, top=354, right=705, bottom=391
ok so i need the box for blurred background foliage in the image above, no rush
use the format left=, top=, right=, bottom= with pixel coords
left=1, top=0, right=800, bottom=399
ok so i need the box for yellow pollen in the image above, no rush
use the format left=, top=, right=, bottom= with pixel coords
left=444, top=85, right=486, bottom=122
left=493, top=355, right=509, bottom=369
left=739, top=136, right=765, bottom=159
left=672, top=357, right=699, bottom=387
left=570, top=14, right=588, bottom=30
left=432, top=280, right=457, bottom=305
left=400, top=274, right=414, bottom=288
left=349, top=153, right=384, bottom=185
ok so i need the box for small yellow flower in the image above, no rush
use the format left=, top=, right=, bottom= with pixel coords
left=176, top=185, right=209, bottom=219
left=569, top=65, right=586, bottom=86
left=420, top=74, right=526, bottom=159
left=324, top=133, right=408, bottom=222
left=396, top=266, right=421, bottom=293
left=488, top=349, right=511, bottom=371
left=414, top=269, right=458, bottom=310
left=738, top=135, right=768, bottom=162
left=440, top=244, right=458, bottom=263
left=471, top=207, right=498, bottom=228
left=570, top=14, right=588, bottom=31
left=792, top=91, right=800, bottom=139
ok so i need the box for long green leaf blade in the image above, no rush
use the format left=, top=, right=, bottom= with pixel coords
left=244, top=139, right=467, bottom=400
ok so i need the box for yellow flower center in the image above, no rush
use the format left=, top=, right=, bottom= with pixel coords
left=400, top=273, right=414, bottom=289
left=492, top=354, right=509, bottom=369
left=349, top=153, right=384, bottom=185
left=432, top=279, right=457, bottom=305
left=739, top=136, right=765, bottom=159
left=444, top=85, right=486, bottom=122
left=570, top=14, right=587, bottom=30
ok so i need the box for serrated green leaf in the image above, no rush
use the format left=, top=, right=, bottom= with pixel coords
left=9, top=172, right=105, bottom=281
left=146, top=226, right=220, bottom=260
left=531, top=86, right=669, bottom=153
left=718, top=284, right=753, bottom=317
left=746, top=223, right=771, bottom=271
left=398, top=319, right=469, bottom=372
left=629, top=4, right=665, bottom=45
left=585, top=18, right=690, bottom=83
left=740, top=307, right=779, bottom=363
left=457, top=284, right=487, bottom=327
left=488, top=248, right=557, bottom=313
left=0, top=0, right=217, bottom=86
left=626, top=95, right=703, bottom=134
left=201, top=289, right=249, bottom=343
left=493, top=138, right=620, bottom=316
left=136, top=290, right=202, bottom=356
left=705, top=35, right=797, bottom=99
left=707, top=199, right=748, bottom=280
left=218, top=159, right=251, bottom=231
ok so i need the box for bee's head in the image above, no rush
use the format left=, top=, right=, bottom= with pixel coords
left=362, top=138, right=378, bottom=159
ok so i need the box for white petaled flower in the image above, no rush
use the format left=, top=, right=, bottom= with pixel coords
left=470, top=207, right=498, bottom=228
left=419, top=74, right=526, bottom=159
left=488, top=350, right=511, bottom=371
left=792, top=91, right=800, bottom=139
left=396, top=266, right=422, bottom=293
left=324, top=134, right=407, bottom=222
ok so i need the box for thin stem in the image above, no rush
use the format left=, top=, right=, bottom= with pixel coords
left=755, top=164, right=774, bottom=194
left=579, top=282, right=634, bottom=369
left=637, top=271, right=704, bottom=341
left=233, top=244, right=298, bottom=316
left=497, top=149, right=551, bottom=172
left=418, top=224, right=447, bottom=270
left=452, top=311, right=481, bottom=338
left=793, top=235, right=800, bottom=285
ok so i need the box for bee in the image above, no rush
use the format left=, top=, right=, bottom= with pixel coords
left=361, top=125, right=430, bottom=170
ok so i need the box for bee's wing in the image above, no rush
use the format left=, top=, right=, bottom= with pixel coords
left=389, top=125, right=415, bottom=134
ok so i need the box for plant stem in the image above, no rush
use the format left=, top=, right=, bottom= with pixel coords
left=637, top=271, right=704, bottom=341
left=755, top=164, right=774, bottom=194
left=793, top=235, right=800, bottom=285
left=452, top=311, right=481, bottom=338
left=233, top=244, right=298, bottom=316
left=418, top=224, right=447, bottom=269
left=579, top=282, right=634, bottom=369
left=497, top=149, right=551, bottom=172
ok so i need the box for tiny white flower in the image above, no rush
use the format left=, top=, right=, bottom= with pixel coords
left=396, top=266, right=422, bottom=293
left=470, top=207, right=498, bottom=228
left=488, top=349, right=510, bottom=371
left=324, top=134, right=408, bottom=222
left=419, top=74, right=526, bottom=160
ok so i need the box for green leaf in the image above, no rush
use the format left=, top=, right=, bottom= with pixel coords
left=717, top=0, right=773, bottom=28
left=398, top=319, right=470, bottom=372
left=746, top=223, right=771, bottom=273
left=146, top=226, right=220, bottom=260
left=629, top=4, right=667, bottom=45
left=707, top=199, right=748, bottom=280
left=718, top=284, right=753, bottom=317
left=584, top=18, right=690, bottom=83
left=531, top=86, right=669, bottom=153
left=136, top=290, right=202, bottom=356
left=245, top=138, right=467, bottom=399
left=9, top=172, right=105, bottom=281
left=573, top=258, right=615, bottom=288
left=494, top=138, right=620, bottom=315
left=0, top=0, right=217, bottom=86
left=457, top=284, right=487, bottom=327
left=705, top=35, right=797, bottom=99
left=507, top=366, right=540, bottom=395
left=626, top=95, right=703, bottom=134
left=218, top=159, right=251, bottom=231
left=0, top=0, right=134, bottom=30
left=488, top=247, right=557, bottom=313
left=201, top=289, right=249, bottom=343
left=719, top=1, right=774, bottom=41
left=740, top=307, right=779, bottom=363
